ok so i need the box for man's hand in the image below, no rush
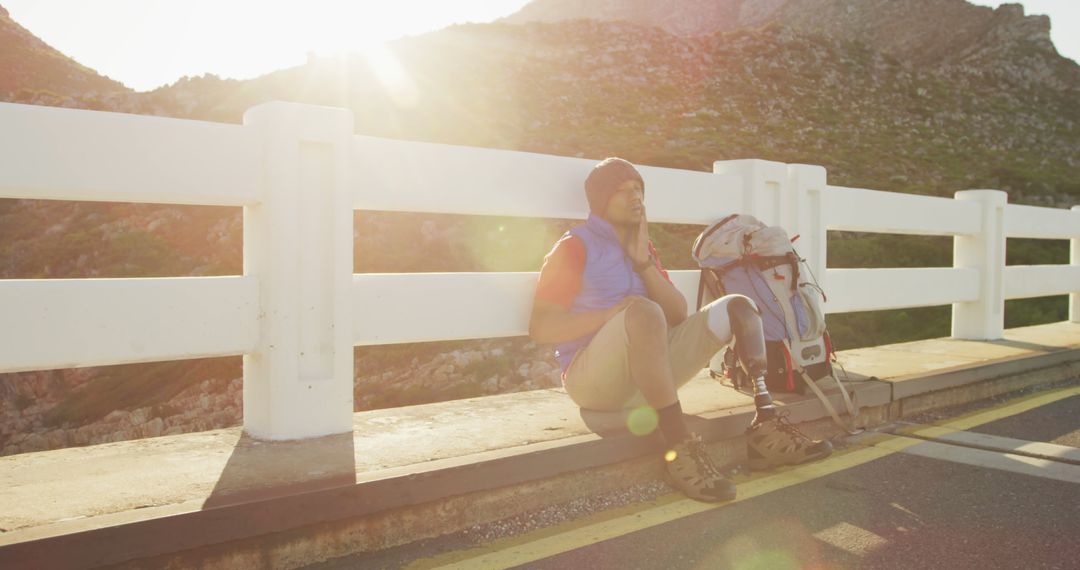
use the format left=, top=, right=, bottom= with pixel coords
left=625, top=210, right=652, bottom=268
left=622, top=208, right=689, bottom=326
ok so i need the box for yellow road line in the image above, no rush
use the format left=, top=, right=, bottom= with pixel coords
left=906, top=384, right=1080, bottom=433
left=411, top=384, right=1080, bottom=570
left=410, top=444, right=906, bottom=570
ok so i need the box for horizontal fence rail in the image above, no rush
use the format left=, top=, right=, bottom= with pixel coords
left=823, top=186, right=982, bottom=236
left=0, top=103, right=261, bottom=206
left=351, top=270, right=705, bottom=346
left=352, top=272, right=538, bottom=345
left=1005, top=266, right=1080, bottom=300
left=1004, top=204, right=1080, bottom=240
left=823, top=268, right=981, bottom=314
left=351, top=135, right=741, bottom=224
left=0, top=277, right=259, bottom=374
left=1, top=100, right=1077, bottom=439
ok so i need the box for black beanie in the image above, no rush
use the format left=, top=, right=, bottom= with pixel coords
left=585, top=157, right=644, bottom=215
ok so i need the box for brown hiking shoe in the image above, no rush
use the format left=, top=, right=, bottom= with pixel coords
left=746, top=412, right=833, bottom=471
left=665, top=434, right=737, bottom=502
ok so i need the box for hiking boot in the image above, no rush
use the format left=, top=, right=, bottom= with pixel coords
left=665, top=434, right=737, bottom=502
left=746, top=412, right=833, bottom=471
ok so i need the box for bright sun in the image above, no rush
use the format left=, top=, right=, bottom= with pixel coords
left=1, top=0, right=531, bottom=91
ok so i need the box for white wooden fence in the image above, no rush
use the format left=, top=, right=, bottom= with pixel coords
left=1, top=101, right=1078, bottom=440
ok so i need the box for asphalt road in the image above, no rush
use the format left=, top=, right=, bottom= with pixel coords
left=315, top=388, right=1080, bottom=570
left=519, top=401, right=1080, bottom=569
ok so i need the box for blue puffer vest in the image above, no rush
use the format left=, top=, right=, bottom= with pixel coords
left=554, top=214, right=648, bottom=372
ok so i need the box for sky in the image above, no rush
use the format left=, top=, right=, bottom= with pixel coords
left=4, top=0, right=533, bottom=91
left=3, top=0, right=1077, bottom=92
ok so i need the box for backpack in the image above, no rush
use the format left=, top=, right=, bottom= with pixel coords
left=691, top=214, right=859, bottom=433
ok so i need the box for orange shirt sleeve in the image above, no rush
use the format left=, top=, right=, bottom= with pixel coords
left=648, top=241, right=673, bottom=284
left=534, top=235, right=585, bottom=309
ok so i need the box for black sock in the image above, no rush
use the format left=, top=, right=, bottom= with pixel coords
left=657, top=401, right=690, bottom=444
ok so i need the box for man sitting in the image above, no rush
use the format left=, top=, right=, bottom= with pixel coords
left=528, top=157, right=832, bottom=502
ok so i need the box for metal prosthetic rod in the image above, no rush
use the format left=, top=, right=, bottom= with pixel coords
left=726, top=296, right=777, bottom=422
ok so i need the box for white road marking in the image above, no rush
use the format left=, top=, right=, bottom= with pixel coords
left=902, top=426, right=1080, bottom=465
left=813, top=522, right=889, bottom=556
left=895, top=439, right=1080, bottom=484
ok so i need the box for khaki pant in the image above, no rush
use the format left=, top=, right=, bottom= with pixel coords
left=563, top=307, right=725, bottom=411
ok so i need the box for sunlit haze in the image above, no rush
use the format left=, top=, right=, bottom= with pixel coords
left=3, top=0, right=531, bottom=91
left=4, top=0, right=1077, bottom=92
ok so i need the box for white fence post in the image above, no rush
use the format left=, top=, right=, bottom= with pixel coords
left=786, top=164, right=828, bottom=284
left=713, top=159, right=789, bottom=226
left=952, top=190, right=1007, bottom=340
left=709, top=159, right=803, bottom=373
left=1072, top=205, right=1080, bottom=323
left=712, top=159, right=827, bottom=283
left=242, top=102, right=355, bottom=440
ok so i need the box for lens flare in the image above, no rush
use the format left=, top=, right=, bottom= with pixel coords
left=664, top=449, right=678, bottom=462
left=722, top=530, right=804, bottom=570
left=362, top=43, right=418, bottom=109
left=626, top=405, right=659, bottom=436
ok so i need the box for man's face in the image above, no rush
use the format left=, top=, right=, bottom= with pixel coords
left=602, top=178, right=645, bottom=227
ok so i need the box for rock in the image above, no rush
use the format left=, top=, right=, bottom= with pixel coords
left=143, top=417, right=164, bottom=438
left=129, top=408, right=150, bottom=426
left=22, top=434, right=46, bottom=452
left=104, top=410, right=130, bottom=423
left=45, top=431, right=66, bottom=448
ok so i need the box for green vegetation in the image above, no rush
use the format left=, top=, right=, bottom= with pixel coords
left=13, top=393, right=33, bottom=412
left=41, top=358, right=238, bottom=428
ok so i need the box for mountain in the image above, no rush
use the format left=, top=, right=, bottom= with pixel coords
left=502, top=0, right=779, bottom=36
left=132, top=14, right=1078, bottom=203
left=0, top=4, right=129, bottom=102
left=2, top=1, right=1076, bottom=201
left=503, top=0, right=1067, bottom=66
left=768, top=0, right=1059, bottom=67
left=0, top=1, right=1077, bottom=454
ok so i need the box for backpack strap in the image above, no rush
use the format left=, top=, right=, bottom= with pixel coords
left=692, top=214, right=740, bottom=261
left=795, top=365, right=863, bottom=435
left=787, top=252, right=800, bottom=293
left=696, top=266, right=730, bottom=311
left=696, top=271, right=706, bottom=312
left=750, top=255, right=792, bottom=272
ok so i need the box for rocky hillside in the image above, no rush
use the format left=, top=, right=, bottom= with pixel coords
left=1, top=0, right=1077, bottom=455
left=773, top=0, right=1060, bottom=67
left=503, top=0, right=781, bottom=36
left=505, top=0, right=1068, bottom=65
left=0, top=4, right=128, bottom=102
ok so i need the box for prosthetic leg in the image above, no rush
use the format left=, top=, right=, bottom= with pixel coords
left=711, top=294, right=833, bottom=469
left=725, top=295, right=777, bottom=424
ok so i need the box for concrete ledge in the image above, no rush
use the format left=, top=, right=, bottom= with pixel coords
left=1, top=322, right=1078, bottom=569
